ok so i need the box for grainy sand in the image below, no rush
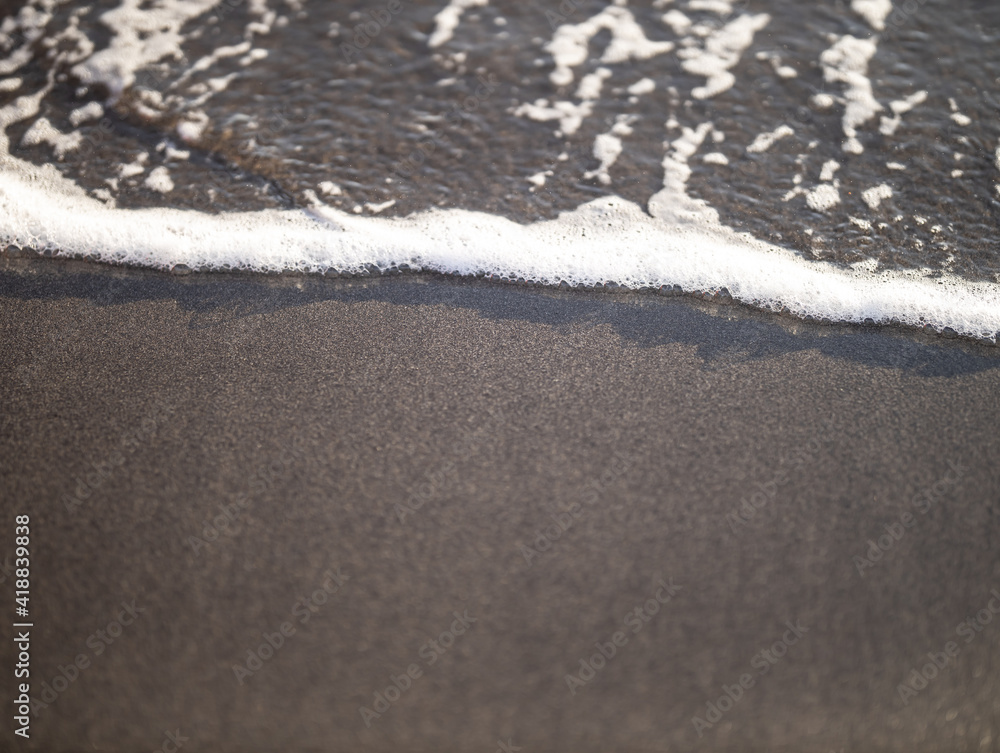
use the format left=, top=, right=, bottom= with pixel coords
left=2, top=256, right=999, bottom=752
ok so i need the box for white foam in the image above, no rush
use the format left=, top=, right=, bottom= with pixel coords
left=176, top=111, right=210, bottom=144
left=319, top=181, right=342, bottom=197
left=879, top=90, right=926, bottom=135
left=820, top=35, right=881, bottom=154
left=746, top=124, right=793, bottom=153
left=163, top=143, right=190, bottom=161
left=428, top=0, right=488, bottom=49
left=819, top=160, right=840, bottom=182
left=861, top=183, right=892, bottom=209
left=4, top=0, right=1000, bottom=344
left=688, top=0, right=735, bottom=12
left=365, top=199, right=396, bottom=214
left=119, top=153, right=148, bottom=178
left=757, top=51, right=797, bottom=79
left=514, top=98, right=594, bottom=137
left=71, top=0, right=221, bottom=101
left=0, top=4, right=54, bottom=76
left=172, top=42, right=251, bottom=91
left=143, top=166, right=174, bottom=193
left=851, top=0, right=892, bottom=31
left=575, top=67, right=612, bottom=100
left=527, top=171, right=550, bottom=188
left=582, top=117, right=635, bottom=185
left=515, top=63, right=611, bottom=137
left=610, top=114, right=637, bottom=136
left=4, top=162, right=997, bottom=340
left=679, top=13, right=770, bottom=100
left=807, top=183, right=841, bottom=212
left=811, top=93, right=835, bottom=110
left=661, top=10, right=691, bottom=35
left=20, top=117, right=82, bottom=159
left=547, top=4, right=674, bottom=88
left=583, top=133, right=623, bottom=185
left=891, top=91, right=927, bottom=115
left=69, top=101, right=104, bottom=126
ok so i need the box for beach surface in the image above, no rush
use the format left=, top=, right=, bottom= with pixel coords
left=1, top=256, right=1000, bottom=752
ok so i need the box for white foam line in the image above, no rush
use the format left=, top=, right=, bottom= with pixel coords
left=428, top=0, right=488, bottom=49
left=2, top=165, right=995, bottom=340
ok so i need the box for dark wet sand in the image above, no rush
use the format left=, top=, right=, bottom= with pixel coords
left=1, top=256, right=999, bottom=752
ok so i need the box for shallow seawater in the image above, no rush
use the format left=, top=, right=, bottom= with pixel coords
left=1, top=0, right=999, bottom=337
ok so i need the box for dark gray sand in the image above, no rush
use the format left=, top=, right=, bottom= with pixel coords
left=1, top=256, right=999, bottom=752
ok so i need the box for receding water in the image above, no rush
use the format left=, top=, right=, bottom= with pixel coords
left=2, top=0, right=1000, bottom=337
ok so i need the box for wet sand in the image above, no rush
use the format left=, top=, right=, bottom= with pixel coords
left=1, top=255, right=999, bottom=752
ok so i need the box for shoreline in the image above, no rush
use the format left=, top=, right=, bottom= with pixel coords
left=3, top=251, right=998, bottom=349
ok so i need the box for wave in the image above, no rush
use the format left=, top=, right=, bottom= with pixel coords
left=1, top=0, right=998, bottom=341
